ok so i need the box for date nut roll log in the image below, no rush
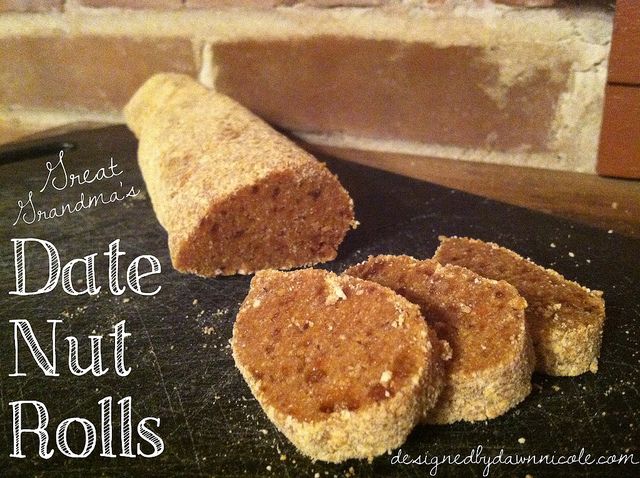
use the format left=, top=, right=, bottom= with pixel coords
left=125, top=73, right=356, bottom=277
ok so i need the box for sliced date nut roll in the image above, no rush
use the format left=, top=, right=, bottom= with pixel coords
left=124, top=73, right=356, bottom=277
left=345, top=255, right=534, bottom=424
left=434, top=236, right=606, bottom=376
left=231, top=269, right=447, bottom=463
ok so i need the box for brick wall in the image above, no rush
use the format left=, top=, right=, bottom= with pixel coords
left=0, top=0, right=612, bottom=173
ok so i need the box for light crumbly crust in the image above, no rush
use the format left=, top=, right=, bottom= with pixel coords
left=434, top=236, right=606, bottom=376
left=124, top=73, right=355, bottom=276
left=232, top=269, right=447, bottom=462
left=345, top=255, right=534, bottom=424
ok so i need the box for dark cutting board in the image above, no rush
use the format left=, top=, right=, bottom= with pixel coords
left=0, top=125, right=638, bottom=478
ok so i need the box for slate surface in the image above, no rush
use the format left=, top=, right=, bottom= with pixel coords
left=0, top=125, right=638, bottom=477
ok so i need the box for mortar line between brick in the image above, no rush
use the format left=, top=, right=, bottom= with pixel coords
left=294, top=131, right=597, bottom=173
left=0, top=108, right=122, bottom=126
left=198, top=41, right=216, bottom=89
left=608, top=81, right=640, bottom=88
left=0, top=7, right=611, bottom=46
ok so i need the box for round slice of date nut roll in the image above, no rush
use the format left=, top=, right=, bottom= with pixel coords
left=345, top=255, right=534, bottom=424
left=434, top=236, right=605, bottom=376
left=232, top=269, right=448, bottom=463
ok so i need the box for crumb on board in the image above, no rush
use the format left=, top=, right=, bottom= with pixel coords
left=213, top=307, right=229, bottom=318
left=203, top=326, right=215, bottom=335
